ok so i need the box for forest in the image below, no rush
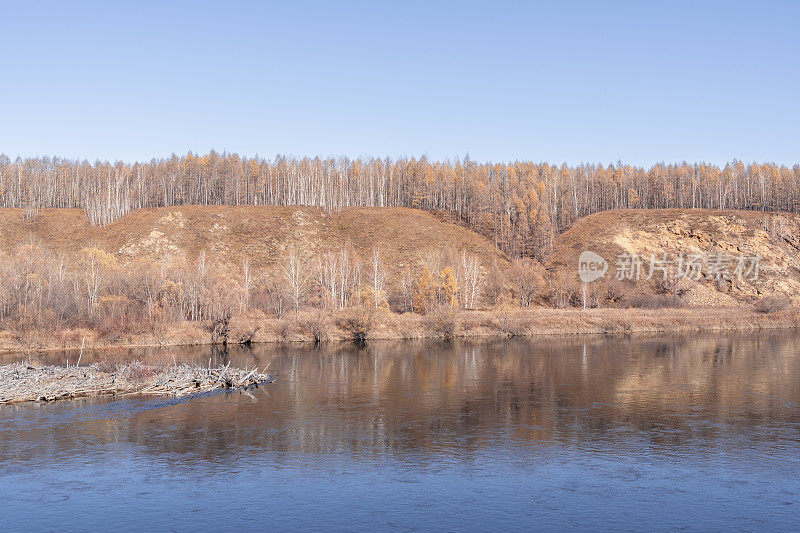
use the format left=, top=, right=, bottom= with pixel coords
left=0, top=152, right=798, bottom=347
left=2, top=153, right=799, bottom=259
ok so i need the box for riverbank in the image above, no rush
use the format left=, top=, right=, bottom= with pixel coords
left=0, top=307, right=797, bottom=354
left=0, top=362, right=272, bottom=405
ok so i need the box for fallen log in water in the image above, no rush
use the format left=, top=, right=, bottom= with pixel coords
left=0, top=362, right=273, bottom=405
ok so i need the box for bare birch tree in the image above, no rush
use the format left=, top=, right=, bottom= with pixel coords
left=282, top=245, right=313, bottom=317
left=369, top=246, right=386, bottom=309
left=457, top=251, right=484, bottom=309
left=242, top=258, right=251, bottom=311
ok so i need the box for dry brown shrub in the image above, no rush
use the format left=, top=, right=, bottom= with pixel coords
left=456, top=311, right=482, bottom=333
left=303, top=310, right=329, bottom=343
left=338, top=305, right=375, bottom=343
left=276, top=319, right=291, bottom=342
left=56, top=328, right=96, bottom=349
left=601, top=279, right=629, bottom=305
left=600, top=319, right=632, bottom=334
left=509, top=257, right=545, bottom=308
left=753, top=296, right=791, bottom=314
left=626, top=293, right=683, bottom=309
left=500, top=313, right=531, bottom=337
left=228, top=311, right=266, bottom=344
left=384, top=311, right=421, bottom=339
left=422, top=306, right=458, bottom=340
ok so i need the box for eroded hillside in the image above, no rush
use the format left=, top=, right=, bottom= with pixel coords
left=548, top=209, right=800, bottom=306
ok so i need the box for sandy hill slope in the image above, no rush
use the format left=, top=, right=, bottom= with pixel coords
left=0, top=206, right=509, bottom=275
left=547, top=209, right=800, bottom=306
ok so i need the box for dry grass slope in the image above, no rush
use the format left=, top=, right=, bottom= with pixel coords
left=0, top=206, right=509, bottom=276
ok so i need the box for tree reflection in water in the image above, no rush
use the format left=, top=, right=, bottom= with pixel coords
left=3, top=332, right=799, bottom=464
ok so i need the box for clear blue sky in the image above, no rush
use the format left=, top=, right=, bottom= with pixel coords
left=1, top=1, right=797, bottom=166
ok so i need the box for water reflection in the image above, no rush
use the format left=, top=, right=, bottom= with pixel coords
left=4, top=333, right=800, bottom=530
left=3, top=333, right=799, bottom=465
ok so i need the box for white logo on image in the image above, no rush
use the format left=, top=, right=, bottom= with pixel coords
left=578, top=251, right=608, bottom=282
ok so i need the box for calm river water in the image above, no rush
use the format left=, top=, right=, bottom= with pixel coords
left=1, top=333, right=799, bottom=531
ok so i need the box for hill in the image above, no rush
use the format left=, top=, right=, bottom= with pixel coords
left=547, top=209, right=800, bottom=307
left=0, top=206, right=510, bottom=275
left=1, top=206, right=799, bottom=352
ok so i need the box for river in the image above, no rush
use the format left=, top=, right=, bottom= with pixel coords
left=1, top=333, right=798, bottom=531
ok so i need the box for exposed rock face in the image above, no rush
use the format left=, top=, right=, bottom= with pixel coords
left=118, top=229, right=180, bottom=256
left=548, top=209, right=800, bottom=307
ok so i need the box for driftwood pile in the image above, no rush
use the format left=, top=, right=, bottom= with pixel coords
left=0, top=361, right=272, bottom=405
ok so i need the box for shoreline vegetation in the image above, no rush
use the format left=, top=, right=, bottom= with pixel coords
left=4, top=306, right=794, bottom=405
left=1, top=307, right=797, bottom=355
left=0, top=361, right=273, bottom=405
left=1, top=206, right=797, bottom=357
